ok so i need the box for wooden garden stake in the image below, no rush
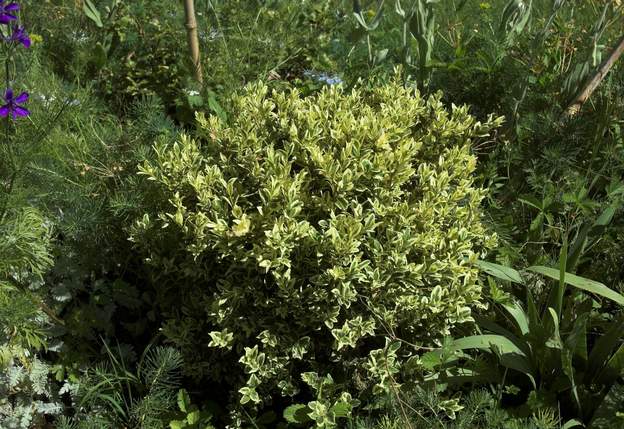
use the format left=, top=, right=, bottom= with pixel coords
left=183, top=0, right=203, bottom=84
left=563, top=34, right=624, bottom=118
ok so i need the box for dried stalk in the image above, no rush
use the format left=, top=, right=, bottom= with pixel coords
left=183, top=0, right=203, bottom=84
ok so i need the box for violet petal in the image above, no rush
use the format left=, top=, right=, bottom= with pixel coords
left=15, top=92, right=28, bottom=104
left=13, top=106, right=29, bottom=117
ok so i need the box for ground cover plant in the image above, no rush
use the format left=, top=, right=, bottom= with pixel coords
left=1, top=0, right=624, bottom=428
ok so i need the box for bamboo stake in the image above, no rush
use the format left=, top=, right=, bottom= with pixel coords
left=563, top=34, right=624, bottom=118
left=183, top=0, right=203, bottom=84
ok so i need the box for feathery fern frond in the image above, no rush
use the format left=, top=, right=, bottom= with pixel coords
left=0, top=208, right=53, bottom=279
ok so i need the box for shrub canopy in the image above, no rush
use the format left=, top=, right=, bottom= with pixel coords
left=131, top=79, right=502, bottom=417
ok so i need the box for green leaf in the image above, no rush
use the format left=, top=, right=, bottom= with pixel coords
left=207, top=90, right=227, bottom=122
left=353, top=0, right=385, bottom=31
left=518, top=195, right=543, bottom=211
left=177, top=389, right=191, bottom=413
left=565, top=313, right=588, bottom=362
left=420, top=350, right=442, bottom=370
left=187, top=410, right=201, bottom=425
left=283, top=404, right=311, bottom=424
left=589, top=382, right=624, bottom=428
left=567, top=223, right=592, bottom=272
left=331, top=402, right=352, bottom=418
left=169, top=420, right=185, bottom=429
left=561, top=419, right=584, bottom=429
left=596, top=344, right=624, bottom=386
left=83, top=0, right=103, bottom=27
left=588, top=317, right=624, bottom=380
left=476, top=260, right=523, bottom=283
left=530, top=212, right=544, bottom=232
left=562, top=314, right=589, bottom=412
left=92, top=42, right=108, bottom=68
left=545, top=308, right=563, bottom=349
left=526, top=289, right=540, bottom=329
left=562, top=345, right=581, bottom=413
left=555, top=237, right=568, bottom=318
left=374, top=48, right=389, bottom=64
left=474, top=315, right=528, bottom=356
left=449, top=335, right=535, bottom=387
left=501, top=301, right=529, bottom=335
left=527, top=266, right=624, bottom=306
left=595, top=204, right=618, bottom=227
left=450, top=335, right=524, bottom=355
left=568, top=203, right=619, bottom=270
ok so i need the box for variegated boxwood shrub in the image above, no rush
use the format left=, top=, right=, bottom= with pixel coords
left=129, top=78, right=502, bottom=421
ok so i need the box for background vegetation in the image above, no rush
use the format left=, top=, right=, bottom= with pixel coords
left=2, top=0, right=624, bottom=428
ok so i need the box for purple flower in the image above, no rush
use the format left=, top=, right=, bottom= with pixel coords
left=7, top=25, right=29, bottom=47
left=0, top=88, right=29, bottom=119
left=0, top=1, right=19, bottom=25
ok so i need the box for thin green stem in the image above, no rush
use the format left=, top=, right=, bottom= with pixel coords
left=1, top=39, right=13, bottom=223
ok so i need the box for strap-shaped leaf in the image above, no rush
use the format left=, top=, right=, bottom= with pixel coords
left=450, top=335, right=524, bottom=355
left=561, top=419, right=583, bottom=429
left=595, top=344, right=624, bottom=386
left=476, top=260, right=523, bottom=283
left=545, top=308, right=563, bottom=349
left=83, top=0, right=103, bottom=28
left=448, top=335, right=535, bottom=387
left=502, top=301, right=529, bottom=336
left=587, top=316, right=624, bottom=381
left=527, top=266, right=624, bottom=306
left=568, top=203, right=619, bottom=270
left=474, top=315, right=529, bottom=356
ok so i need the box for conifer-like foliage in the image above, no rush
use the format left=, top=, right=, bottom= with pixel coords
left=131, top=78, right=502, bottom=418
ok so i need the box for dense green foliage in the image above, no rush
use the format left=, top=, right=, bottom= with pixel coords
left=1, top=0, right=624, bottom=428
left=130, top=80, right=500, bottom=422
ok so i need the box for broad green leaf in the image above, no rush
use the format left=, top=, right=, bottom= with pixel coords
left=419, top=350, right=442, bottom=370
left=474, top=315, right=528, bottom=355
left=331, top=402, right=352, bottom=418
left=450, top=335, right=525, bottom=355
left=476, top=260, right=523, bottom=283
left=501, top=301, right=529, bottom=335
left=283, top=404, right=311, bottom=424
left=187, top=410, right=201, bottom=425
left=169, top=421, right=185, bottom=429
left=83, top=0, right=103, bottom=27
left=207, top=90, right=227, bottom=122
left=177, top=389, right=191, bottom=413
left=568, top=203, right=618, bottom=273
left=449, top=335, right=535, bottom=387
left=530, top=212, right=544, bottom=232
left=595, top=204, right=618, bottom=227
left=527, top=266, right=624, bottom=306
left=518, top=195, right=543, bottom=211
